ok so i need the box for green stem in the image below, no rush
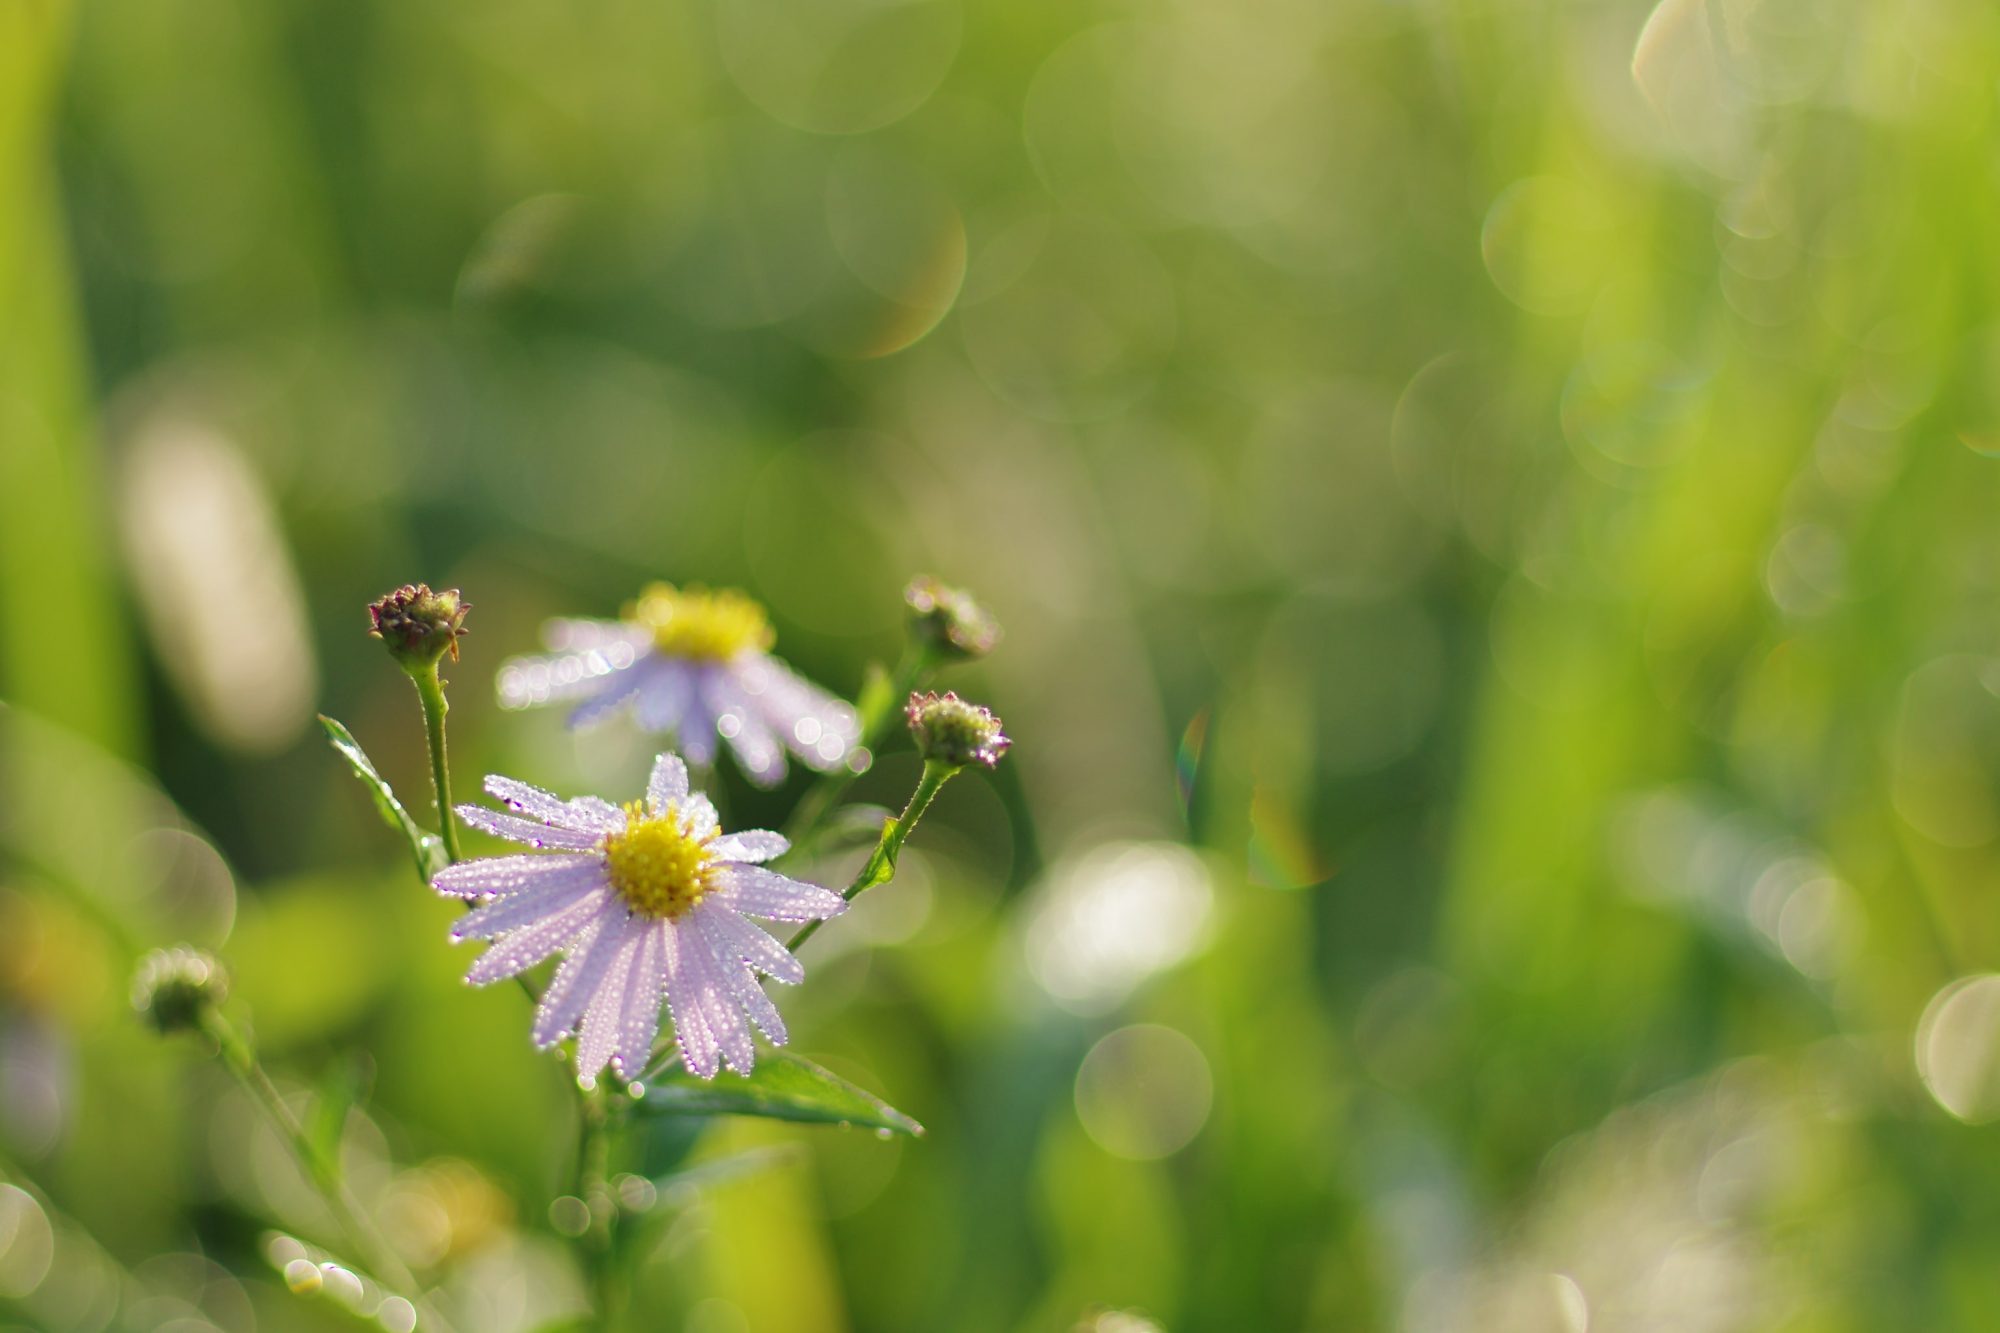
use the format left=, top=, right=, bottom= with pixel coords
left=786, top=759, right=955, bottom=955
left=572, top=1087, right=623, bottom=1326
left=783, top=644, right=932, bottom=849
left=199, top=1010, right=451, bottom=1333
left=411, top=667, right=462, bottom=864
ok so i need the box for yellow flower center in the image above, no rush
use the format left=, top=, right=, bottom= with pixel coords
left=601, top=802, right=718, bottom=919
left=625, top=583, right=775, bottom=662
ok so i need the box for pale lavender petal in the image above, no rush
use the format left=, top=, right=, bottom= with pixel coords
left=675, top=793, right=721, bottom=843
left=709, top=829, right=788, bottom=864
left=575, top=926, right=642, bottom=1079
left=634, top=658, right=696, bottom=735
left=645, top=753, right=689, bottom=817
left=532, top=912, right=630, bottom=1047
left=433, top=854, right=601, bottom=900
left=684, top=933, right=755, bottom=1075
left=485, top=776, right=626, bottom=834
left=714, top=864, right=846, bottom=922
left=457, top=805, right=602, bottom=850
left=539, top=618, right=651, bottom=657
left=703, top=903, right=806, bottom=985
left=737, top=654, right=860, bottom=771
left=612, top=926, right=667, bottom=1080
left=707, top=672, right=785, bottom=787
left=677, top=668, right=720, bottom=765
left=662, top=923, right=720, bottom=1079
left=568, top=676, right=642, bottom=729
left=693, top=903, right=788, bottom=1044
left=495, top=623, right=647, bottom=710
left=454, top=876, right=605, bottom=940
left=466, top=892, right=609, bottom=984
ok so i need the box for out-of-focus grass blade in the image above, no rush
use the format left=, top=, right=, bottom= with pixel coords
left=641, top=1050, right=923, bottom=1137
left=319, top=714, right=446, bottom=879
left=303, top=1055, right=370, bottom=1186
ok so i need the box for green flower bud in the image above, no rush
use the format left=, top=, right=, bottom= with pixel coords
left=131, top=946, right=228, bottom=1035
left=368, top=584, right=470, bottom=674
left=905, top=691, right=1010, bottom=770
left=904, top=577, right=1000, bottom=662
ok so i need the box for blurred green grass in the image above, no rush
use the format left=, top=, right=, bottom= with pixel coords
left=6, top=0, right=2000, bottom=1328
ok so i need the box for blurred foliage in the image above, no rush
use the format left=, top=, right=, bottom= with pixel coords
left=5, top=0, right=2000, bottom=1328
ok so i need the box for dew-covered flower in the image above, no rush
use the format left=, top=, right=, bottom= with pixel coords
left=432, top=753, right=846, bottom=1081
left=495, top=583, right=859, bottom=787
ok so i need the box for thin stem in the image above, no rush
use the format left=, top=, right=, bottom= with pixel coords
left=783, top=644, right=932, bottom=849
left=571, top=1086, right=624, bottom=1326
left=200, top=1010, right=452, bottom=1333
left=786, top=760, right=955, bottom=955
left=411, top=667, right=462, bottom=864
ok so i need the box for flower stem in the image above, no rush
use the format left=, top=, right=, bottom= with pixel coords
left=786, top=759, right=955, bottom=955
left=199, top=1009, right=450, bottom=1333
left=572, top=1085, right=624, bottom=1326
left=411, top=666, right=463, bottom=864
left=783, top=644, right=932, bottom=849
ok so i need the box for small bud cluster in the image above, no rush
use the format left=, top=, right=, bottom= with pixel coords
left=906, top=691, right=1010, bottom=770
left=368, top=584, right=470, bottom=672
left=132, top=945, right=228, bottom=1035
left=904, top=577, right=999, bottom=662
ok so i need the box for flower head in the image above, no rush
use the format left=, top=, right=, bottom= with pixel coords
left=432, top=753, right=846, bottom=1081
left=494, top=583, right=858, bottom=787
left=132, top=946, right=228, bottom=1034
left=906, top=691, right=1010, bottom=770
left=904, top=576, right=1000, bottom=662
left=368, top=584, right=470, bottom=672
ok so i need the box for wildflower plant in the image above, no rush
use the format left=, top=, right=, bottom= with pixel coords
left=137, top=573, right=1005, bottom=1329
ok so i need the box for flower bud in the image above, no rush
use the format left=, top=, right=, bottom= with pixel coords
left=132, top=945, right=228, bottom=1035
left=368, top=584, right=470, bottom=673
left=904, top=577, right=1000, bottom=662
left=905, top=691, right=1010, bottom=770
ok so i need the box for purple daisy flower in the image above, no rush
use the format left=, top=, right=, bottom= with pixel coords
left=493, top=583, right=861, bottom=787
left=431, top=752, right=846, bottom=1081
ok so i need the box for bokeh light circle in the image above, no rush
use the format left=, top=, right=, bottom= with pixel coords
left=1074, top=1024, right=1213, bottom=1160
left=1917, top=974, right=2000, bottom=1123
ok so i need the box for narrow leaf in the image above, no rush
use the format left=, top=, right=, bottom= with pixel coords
left=319, top=714, right=447, bottom=879
left=641, top=1049, right=923, bottom=1137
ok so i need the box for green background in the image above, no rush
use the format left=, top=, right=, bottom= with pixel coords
left=6, top=0, right=2000, bottom=1328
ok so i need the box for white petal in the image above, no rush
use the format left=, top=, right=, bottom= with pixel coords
left=496, top=624, right=647, bottom=710
left=532, top=914, right=631, bottom=1047
left=709, top=829, right=789, bottom=864
left=675, top=794, right=721, bottom=842
left=676, top=671, right=720, bottom=764
left=433, top=853, right=601, bottom=900
left=662, top=924, right=720, bottom=1079
left=466, top=892, right=609, bottom=985
left=453, top=875, right=605, bottom=940
left=714, top=864, right=846, bottom=922
left=701, top=902, right=806, bottom=985
left=575, top=926, right=642, bottom=1079
left=484, top=776, right=627, bottom=834
left=612, top=926, right=667, bottom=1079
left=457, top=805, right=603, bottom=851
left=645, top=753, right=689, bottom=816
left=693, top=904, right=787, bottom=1044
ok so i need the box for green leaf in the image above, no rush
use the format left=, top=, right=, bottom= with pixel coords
left=641, top=1049, right=923, bottom=1137
left=318, top=714, right=447, bottom=880
left=852, top=816, right=901, bottom=894
left=303, top=1054, right=371, bottom=1184
left=852, top=659, right=895, bottom=734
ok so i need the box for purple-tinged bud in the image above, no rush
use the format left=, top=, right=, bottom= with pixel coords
left=368, top=584, right=470, bottom=674
left=904, top=577, right=1000, bottom=662
left=906, top=691, right=1010, bottom=770
left=132, top=945, right=228, bottom=1035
